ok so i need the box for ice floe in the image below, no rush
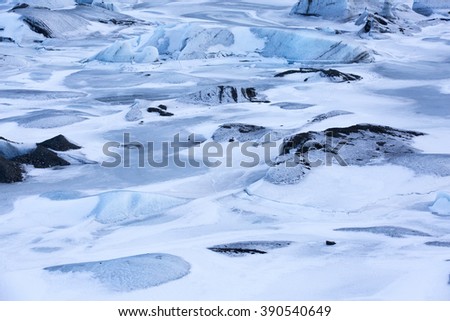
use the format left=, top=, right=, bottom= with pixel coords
left=45, top=253, right=191, bottom=291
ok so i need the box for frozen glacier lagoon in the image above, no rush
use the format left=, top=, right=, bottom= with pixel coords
left=1, top=0, right=450, bottom=300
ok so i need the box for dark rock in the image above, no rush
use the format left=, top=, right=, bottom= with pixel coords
left=9, top=3, right=29, bottom=11
left=209, top=248, right=267, bottom=255
left=12, top=146, right=70, bottom=168
left=208, top=241, right=291, bottom=257
left=373, top=15, right=388, bottom=26
left=275, top=68, right=362, bottom=83
left=326, top=241, right=336, bottom=246
left=44, top=253, right=191, bottom=292
left=335, top=226, right=431, bottom=238
left=0, top=156, right=24, bottom=183
left=352, top=51, right=374, bottom=63
left=147, top=107, right=174, bottom=117
left=356, top=11, right=421, bottom=36
left=37, top=135, right=81, bottom=151
left=158, top=104, right=168, bottom=110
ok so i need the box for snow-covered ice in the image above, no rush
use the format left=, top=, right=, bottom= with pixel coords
left=45, top=253, right=191, bottom=291
left=1, top=0, right=450, bottom=301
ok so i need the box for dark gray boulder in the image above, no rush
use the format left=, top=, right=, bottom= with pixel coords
left=12, top=145, right=70, bottom=168
left=37, top=134, right=81, bottom=151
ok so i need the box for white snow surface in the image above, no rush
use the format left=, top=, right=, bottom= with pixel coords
left=1, top=0, right=450, bottom=300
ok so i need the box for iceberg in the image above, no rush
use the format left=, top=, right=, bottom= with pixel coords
left=90, top=191, right=188, bottom=224
left=93, top=24, right=373, bottom=64
left=430, top=192, right=450, bottom=216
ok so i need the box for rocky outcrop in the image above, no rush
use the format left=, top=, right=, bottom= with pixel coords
left=44, top=253, right=191, bottom=292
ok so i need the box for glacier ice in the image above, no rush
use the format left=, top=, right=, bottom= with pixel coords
left=0, top=156, right=24, bottom=183
left=181, top=86, right=269, bottom=106
left=93, top=36, right=159, bottom=63
left=335, top=226, right=432, bottom=238
left=44, top=253, right=191, bottom=291
left=90, top=191, right=188, bottom=224
left=290, top=0, right=382, bottom=19
left=208, top=241, right=292, bottom=257
left=0, top=138, right=34, bottom=159
left=430, top=192, right=450, bottom=216
left=125, top=100, right=144, bottom=121
left=212, top=123, right=269, bottom=143
left=90, top=24, right=373, bottom=64
left=268, top=124, right=425, bottom=184
left=411, top=0, right=450, bottom=16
